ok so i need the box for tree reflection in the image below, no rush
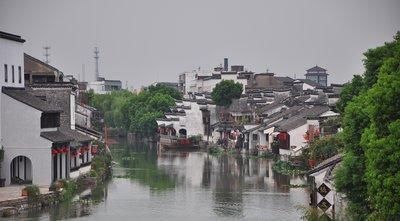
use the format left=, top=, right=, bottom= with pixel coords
left=208, top=154, right=292, bottom=218
left=113, top=141, right=176, bottom=191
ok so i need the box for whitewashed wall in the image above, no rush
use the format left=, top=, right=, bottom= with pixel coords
left=310, top=168, right=335, bottom=217
left=0, top=37, right=25, bottom=150
left=0, top=38, right=25, bottom=88
left=178, top=102, right=204, bottom=137
left=1, top=93, right=53, bottom=186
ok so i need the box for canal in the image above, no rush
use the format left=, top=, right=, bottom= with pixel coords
left=10, top=138, right=310, bottom=220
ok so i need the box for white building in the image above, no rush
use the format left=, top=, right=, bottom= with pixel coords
left=1, top=88, right=63, bottom=186
left=157, top=100, right=218, bottom=142
left=0, top=31, right=25, bottom=155
left=178, top=59, right=250, bottom=97
left=87, top=78, right=122, bottom=94
left=0, top=31, right=94, bottom=187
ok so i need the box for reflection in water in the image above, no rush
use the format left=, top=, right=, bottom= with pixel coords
left=11, top=138, right=309, bottom=221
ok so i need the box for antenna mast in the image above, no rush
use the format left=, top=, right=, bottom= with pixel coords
left=94, top=47, right=100, bottom=81
left=43, top=46, right=51, bottom=64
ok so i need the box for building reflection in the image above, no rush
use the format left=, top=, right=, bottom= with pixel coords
left=200, top=154, right=293, bottom=218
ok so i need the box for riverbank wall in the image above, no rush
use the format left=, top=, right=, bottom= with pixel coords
left=0, top=191, right=60, bottom=217
left=0, top=143, right=112, bottom=218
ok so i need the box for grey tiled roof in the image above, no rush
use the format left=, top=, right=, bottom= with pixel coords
left=303, top=105, right=330, bottom=118
left=229, top=99, right=252, bottom=113
left=308, top=154, right=342, bottom=175
left=60, top=128, right=93, bottom=142
left=0, top=31, right=25, bottom=43
left=41, top=130, right=73, bottom=143
left=306, top=66, right=327, bottom=73
left=298, top=79, right=320, bottom=87
left=41, top=128, right=93, bottom=143
left=275, top=76, right=294, bottom=83
left=2, top=88, right=62, bottom=113
left=273, top=105, right=330, bottom=131
left=274, top=116, right=307, bottom=132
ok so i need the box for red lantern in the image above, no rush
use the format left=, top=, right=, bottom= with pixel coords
left=51, top=149, right=57, bottom=155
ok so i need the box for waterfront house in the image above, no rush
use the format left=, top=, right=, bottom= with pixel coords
left=26, top=60, right=95, bottom=180
left=157, top=99, right=218, bottom=144
left=309, top=154, right=345, bottom=220
left=75, top=102, right=103, bottom=139
left=1, top=87, right=65, bottom=186
left=0, top=31, right=96, bottom=186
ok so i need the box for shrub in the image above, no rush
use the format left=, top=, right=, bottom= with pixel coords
left=24, top=185, right=40, bottom=203
left=59, top=180, right=77, bottom=201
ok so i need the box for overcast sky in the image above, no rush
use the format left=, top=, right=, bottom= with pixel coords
left=1, top=0, right=399, bottom=89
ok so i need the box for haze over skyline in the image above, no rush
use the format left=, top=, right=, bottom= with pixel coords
left=1, top=0, right=400, bottom=89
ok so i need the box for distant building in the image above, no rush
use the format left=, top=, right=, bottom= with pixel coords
left=87, top=77, right=122, bottom=94
left=305, top=66, right=328, bottom=87
left=152, top=82, right=179, bottom=91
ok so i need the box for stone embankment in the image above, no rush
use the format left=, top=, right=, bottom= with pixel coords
left=0, top=191, right=59, bottom=217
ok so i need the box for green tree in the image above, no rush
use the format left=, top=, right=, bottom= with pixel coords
left=335, top=32, right=400, bottom=220
left=89, top=88, right=177, bottom=137
left=305, top=134, right=344, bottom=163
left=360, top=57, right=400, bottom=219
left=148, top=93, right=175, bottom=112
left=336, top=75, right=364, bottom=113
left=211, top=80, right=243, bottom=107
left=146, top=84, right=182, bottom=100
left=363, top=31, right=400, bottom=88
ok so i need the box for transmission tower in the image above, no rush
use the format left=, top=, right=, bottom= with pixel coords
left=94, top=47, right=100, bottom=81
left=43, top=46, right=51, bottom=64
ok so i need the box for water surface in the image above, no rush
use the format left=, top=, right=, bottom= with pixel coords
left=10, top=139, right=309, bottom=220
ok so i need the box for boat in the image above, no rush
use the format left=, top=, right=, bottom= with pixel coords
left=159, top=134, right=199, bottom=150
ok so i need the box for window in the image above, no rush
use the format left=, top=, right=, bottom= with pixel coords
left=12, top=65, right=15, bottom=83
left=252, top=133, right=258, bottom=141
left=4, top=64, right=8, bottom=82
left=18, top=66, right=21, bottom=83
left=41, top=113, right=60, bottom=128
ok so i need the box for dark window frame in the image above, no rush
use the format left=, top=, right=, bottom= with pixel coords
left=40, top=113, right=60, bottom=128
left=12, top=65, right=15, bottom=83
left=4, top=64, right=8, bottom=82
left=18, top=66, right=22, bottom=83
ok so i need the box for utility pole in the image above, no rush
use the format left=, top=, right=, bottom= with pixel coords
left=43, top=46, right=51, bottom=64
left=94, top=47, right=100, bottom=81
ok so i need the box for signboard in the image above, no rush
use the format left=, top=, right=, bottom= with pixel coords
left=317, top=198, right=331, bottom=212
left=317, top=183, right=331, bottom=197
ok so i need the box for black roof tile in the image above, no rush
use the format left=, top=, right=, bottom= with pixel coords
left=2, top=88, right=62, bottom=113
